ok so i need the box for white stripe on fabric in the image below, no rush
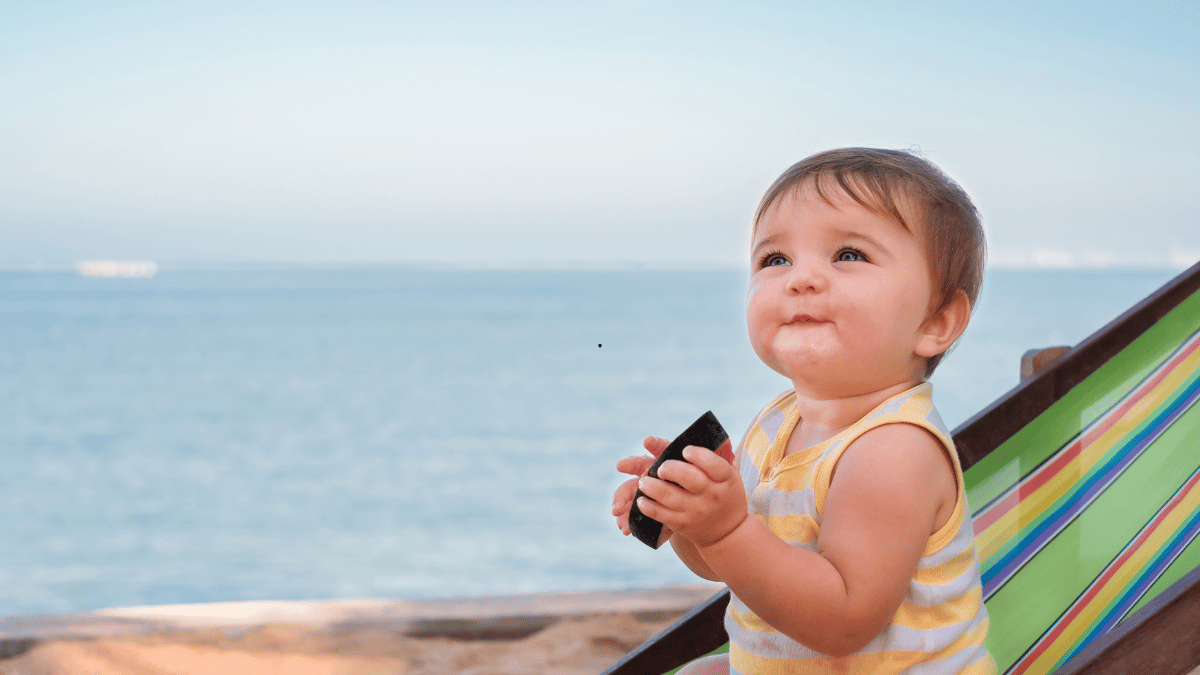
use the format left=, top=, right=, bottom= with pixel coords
left=729, top=592, right=750, bottom=615
left=863, top=613, right=984, bottom=656
left=725, top=610, right=825, bottom=661
left=872, top=389, right=916, bottom=417
left=923, top=406, right=948, bottom=435
left=874, top=608, right=990, bottom=658
left=740, top=448, right=761, bottom=495
left=897, top=613, right=992, bottom=675
left=918, top=520, right=976, bottom=568
left=909, top=567, right=981, bottom=608
left=901, top=645, right=993, bottom=675
left=751, top=486, right=818, bottom=522
left=756, top=405, right=788, bottom=446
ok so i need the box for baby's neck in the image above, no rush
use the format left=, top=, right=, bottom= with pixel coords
left=784, top=379, right=923, bottom=457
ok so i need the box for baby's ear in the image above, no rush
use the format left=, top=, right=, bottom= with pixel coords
left=916, top=290, right=971, bottom=358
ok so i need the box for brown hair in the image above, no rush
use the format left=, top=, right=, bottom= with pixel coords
left=755, top=148, right=986, bottom=375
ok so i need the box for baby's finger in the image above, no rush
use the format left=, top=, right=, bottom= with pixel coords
left=616, top=455, right=654, bottom=477
left=636, top=475, right=684, bottom=510
left=642, top=436, right=670, bottom=457
left=613, top=477, right=643, bottom=535
left=683, top=445, right=737, bottom=481
left=611, top=477, right=639, bottom=515
left=654, top=458, right=713, bottom=494
left=634, top=494, right=670, bottom=525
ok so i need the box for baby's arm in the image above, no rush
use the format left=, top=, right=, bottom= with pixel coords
left=639, top=422, right=956, bottom=657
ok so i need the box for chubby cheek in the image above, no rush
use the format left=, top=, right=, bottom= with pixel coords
left=838, top=292, right=890, bottom=341
left=745, top=277, right=765, bottom=311
left=841, top=295, right=924, bottom=363
left=745, top=285, right=781, bottom=367
left=745, top=296, right=769, bottom=359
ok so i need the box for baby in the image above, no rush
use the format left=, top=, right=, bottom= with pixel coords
left=613, top=148, right=996, bottom=674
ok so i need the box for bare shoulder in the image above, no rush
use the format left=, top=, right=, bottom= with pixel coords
left=831, top=423, right=957, bottom=532
left=841, top=422, right=953, bottom=471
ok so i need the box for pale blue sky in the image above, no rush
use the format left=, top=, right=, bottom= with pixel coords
left=3, top=1, right=1197, bottom=267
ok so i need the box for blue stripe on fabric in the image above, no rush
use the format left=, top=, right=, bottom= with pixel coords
left=1066, top=501, right=1200, bottom=665
left=981, top=374, right=1200, bottom=597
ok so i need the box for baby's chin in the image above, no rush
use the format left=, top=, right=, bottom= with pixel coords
left=760, top=341, right=837, bottom=376
left=769, top=357, right=907, bottom=396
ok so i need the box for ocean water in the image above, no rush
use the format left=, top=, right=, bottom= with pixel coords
left=0, top=266, right=1182, bottom=616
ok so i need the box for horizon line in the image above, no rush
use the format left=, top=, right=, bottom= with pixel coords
left=1, top=259, right=1197, bottom=274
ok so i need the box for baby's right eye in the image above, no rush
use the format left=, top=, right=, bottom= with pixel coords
left=761, top=253, right=790, bottom=268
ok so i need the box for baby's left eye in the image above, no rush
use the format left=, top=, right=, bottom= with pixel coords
left=836, top=249, right=864, bottom=262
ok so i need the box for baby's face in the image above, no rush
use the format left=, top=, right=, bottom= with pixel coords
left=746, top=185, right=937, bottom=399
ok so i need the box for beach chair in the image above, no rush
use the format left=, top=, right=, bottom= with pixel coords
left=603, top=261, right=1200, bottom=675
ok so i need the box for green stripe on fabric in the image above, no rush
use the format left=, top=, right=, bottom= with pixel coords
left=980, top=360, right=1200, bottom=577
left=984, top=398, right=1200, bottom=673
left=970, top=288, right=1200, bottom=673
left=965, top=289, right=1200, bottom=510
left=1117, top=400, right=1200, bottom=620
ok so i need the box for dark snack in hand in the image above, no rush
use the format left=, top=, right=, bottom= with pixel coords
left=628, top=411, right=731, bottom=549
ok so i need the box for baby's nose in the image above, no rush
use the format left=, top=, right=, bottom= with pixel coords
left=785, top=259, right=826, bottom=293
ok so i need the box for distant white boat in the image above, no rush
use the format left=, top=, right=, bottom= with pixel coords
left=75, top=260, right=158, bottom=278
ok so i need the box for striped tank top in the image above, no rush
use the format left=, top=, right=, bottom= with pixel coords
left=725, top=382, right=996, bottom=675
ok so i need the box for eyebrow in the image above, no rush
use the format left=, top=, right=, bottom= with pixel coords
left=751, top=229, right=894, bottom=256
left=838, top=230, right=890, bottom=253
left=750, top=233, right=783, bottom=256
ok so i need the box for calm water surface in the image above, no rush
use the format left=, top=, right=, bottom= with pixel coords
left=0, top=266, right=1181, bottom=615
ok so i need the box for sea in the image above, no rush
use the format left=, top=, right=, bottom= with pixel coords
left=0, top=265, right=1184, bottom=617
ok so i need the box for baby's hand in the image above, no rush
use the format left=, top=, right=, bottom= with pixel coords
left=612, top=436, right=673, bottom=539
left=635, top=445, right=747, bottom=548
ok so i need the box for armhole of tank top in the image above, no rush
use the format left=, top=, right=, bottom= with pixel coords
left=902, top=418, right=966, bottom=554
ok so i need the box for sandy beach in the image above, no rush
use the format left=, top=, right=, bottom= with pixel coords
left=0, top=585, right=722, bottom=675
left=5, top=589, right=1200, bottom=675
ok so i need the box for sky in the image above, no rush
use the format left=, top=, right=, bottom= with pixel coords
left=2, top=1, right=1198, bottom=268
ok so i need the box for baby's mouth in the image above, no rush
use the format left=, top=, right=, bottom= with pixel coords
left=787, top=314, right=826, bottom=324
